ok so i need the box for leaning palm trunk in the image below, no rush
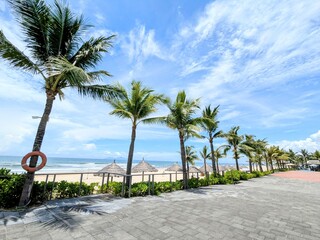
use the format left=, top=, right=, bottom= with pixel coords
left=216, top=159, right=220, bottom=175
left=179, top=132, right=188, bottom=189
left=204, top=159, right=208, bottom=177
left=126, top=125, right=136, bottom=189
left=265, top=159, right=269, bottom=171
left=19, top=93, right=55, bottom=206
left=209, top=140, right=217, bottom=174
left=270, top=160, right=274, bottom=172
left=258, top=158, right=263, bottom=172
left=249, top=158, right=253, bottom=173
left=234, top=147, right=240, bottom=171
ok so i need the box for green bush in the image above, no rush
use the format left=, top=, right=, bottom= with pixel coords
left=251, top=171, right=262, bottom=177
left=240, top=171, right=249, bottom=180
left=224, top=170, right=241, bottom=184
left=154, top=181, right=172, bottom=195
left=0, top=169, right=26, bottom=208
left=131, top=182, right=149, bottom=196
left=104, top=182, right=123, bottom=195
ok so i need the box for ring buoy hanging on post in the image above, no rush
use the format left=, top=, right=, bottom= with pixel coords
left=21, top=151, right=47, bottom=173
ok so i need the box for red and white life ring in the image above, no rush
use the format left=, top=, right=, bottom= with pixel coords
left=21, top=151, right=47, bottom=173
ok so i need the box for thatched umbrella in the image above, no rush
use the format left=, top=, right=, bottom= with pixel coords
left=95, top=160, right=125, bottom=176
left=199, top=163, right=213, bottom=173
left=165, top=162, right=182, bottom=172
left=188, top=166, right=201, bottom=173
left=132, top=158, right=158, bottom=173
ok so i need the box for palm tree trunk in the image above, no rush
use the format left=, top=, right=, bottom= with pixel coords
left=234, top=147, right=240, bottom=171
left=216, top=159, right=220, bottom=175
left=19, top=94, right=55, bottom=206
left=265, top=158, right=269, bottom=171
left=258, top=159, right=263, bottom=172
left=203, top=158, right=207, bottom=177
left=126, top=125, right=136, bottom=189
left=270, top=160, right=274, bottom=172
left=179, top=131, right=188, bottom=189
left=209, top=138, right=217, bottom=174
left=249, top=158, right=253, bottom=173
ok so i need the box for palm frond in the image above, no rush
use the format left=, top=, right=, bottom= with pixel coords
left=140, top=117, right=167, bottom=125
left=76, top=84, right=124, bottom=100
left=8, top=0, right=51, bottom=62
left=71, top=35, right=115, bottom=70
left=0, top=30, right=40, bottom=74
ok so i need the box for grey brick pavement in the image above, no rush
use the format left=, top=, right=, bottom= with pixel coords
left=1, top=174, right=319, bottom=239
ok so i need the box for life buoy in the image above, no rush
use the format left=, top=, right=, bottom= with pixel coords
left=21, top=151, right=47, bottom=173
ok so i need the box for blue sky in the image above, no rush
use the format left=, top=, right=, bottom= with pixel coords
left=0, top=0, right=320, bottom=163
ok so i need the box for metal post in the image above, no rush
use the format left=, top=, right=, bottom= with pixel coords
left=43, top=174, right=49, bottom=198
left=121, top=176, right=125, bottom=197
left=78, top=173, right=83, bottom=196
left=170, top=173, right=172, bottom=192
left=175, top=171, right=177, bottom=181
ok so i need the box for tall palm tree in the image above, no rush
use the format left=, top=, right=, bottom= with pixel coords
left=185, top=146, right=199, bottom=172
left=105, top=80, right=167, bottom=188
left=165, top=91, right=201, bottom=189
left=200, top=105, right=223, bottom=175
left=299, top=149, right=309, bottom=168
left=239, top=135, right=255, bottom=173
left=213, top=145, right=229, bottom=174
left=312, top=150, right=320, bottom=160
left=224, top=126, right=243, bottom=170
left=199, top=146, right=211, bottom=177
left=0, top=0, right=118, bottom=206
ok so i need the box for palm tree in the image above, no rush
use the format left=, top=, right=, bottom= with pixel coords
left=105, top=80, right=167, bottom=189
left=0, top=0, right=118, bottom=206
left=213, top=145, right=229, bottom=174
left=185, top=145, right=199, bottom=170
left=199, top=146, right=211, bottom=177
left=299, top=149, right=309, bottom=168
left=165, top=91, right=201, bottom=189
left=224, top=126, right=243, bottom=170
left=312, top=150, right=320, bottom=160
left=200, top=105, right=223, bottom=175
left=239, top=135, right=255, bottom=173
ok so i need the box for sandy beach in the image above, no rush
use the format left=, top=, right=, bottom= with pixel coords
left=34, top=168, right=196, bottom=185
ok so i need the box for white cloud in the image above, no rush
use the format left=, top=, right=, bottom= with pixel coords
left=83, top=143, right=97, bottom=150
left=277, top=130, right=320, bottom=152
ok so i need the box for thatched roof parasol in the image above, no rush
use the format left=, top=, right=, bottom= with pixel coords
left=165, top=162, right=183, bottom=172
left=132, top=158, right=158, bottom=173
left=188, top=166, right=201, bottom=173
left=95, top=160, right=125, bottom=176
left=199, top=163, right=213, bottom=173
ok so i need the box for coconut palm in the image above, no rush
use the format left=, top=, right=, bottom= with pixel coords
left=185, top=146, right=199, bottom=173
left=240, top=135, right=256, bottom=172
left=200, top=105, right=223, bottom=175
left=199, top=146, right=211, bottom=176
left=299, top=149, right=309, bottom=168
left=224, top=126, right=243, bottom=170
left=0, top=0, right=118, bottom=206
left=312, top=150, right=320, bottom=160
left=213, top=145, right=229, bottom=174
left=165, top=91, right=201, bottom=189
left=105, top=80, right=167, bottom=188
left=265, top=145, right=280, bottom=172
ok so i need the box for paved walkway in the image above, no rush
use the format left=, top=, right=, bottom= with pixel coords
left=1, top=171, right=320, bottom=240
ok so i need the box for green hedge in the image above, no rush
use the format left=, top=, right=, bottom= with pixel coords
left=0, top=167, right=275, bottom=209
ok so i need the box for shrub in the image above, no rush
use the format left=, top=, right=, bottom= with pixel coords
left=154, top=181, right=172, bottom=195
left=251, top=171, right=262, bottom=178
left=131, top=182, right=149, bottom=196
left=240, top=171, right=249, bottom=180
left=105, top=182, right=122, bottom=195
left=188, top=177, right=200, bottom=188
left=0, top=169, right=26, bottom=208
left=224, top=170, right=241, bottom=184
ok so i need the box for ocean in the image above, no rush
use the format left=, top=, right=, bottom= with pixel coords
left=0, top=155, right=238, bottom=174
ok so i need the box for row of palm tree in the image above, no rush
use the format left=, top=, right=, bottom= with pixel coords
left=1, top=0, right=318, bottom=205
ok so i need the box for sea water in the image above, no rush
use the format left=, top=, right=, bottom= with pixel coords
left=0, top=155, right=182, bottom=173
left=0, top=155, right=236, bottom=174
